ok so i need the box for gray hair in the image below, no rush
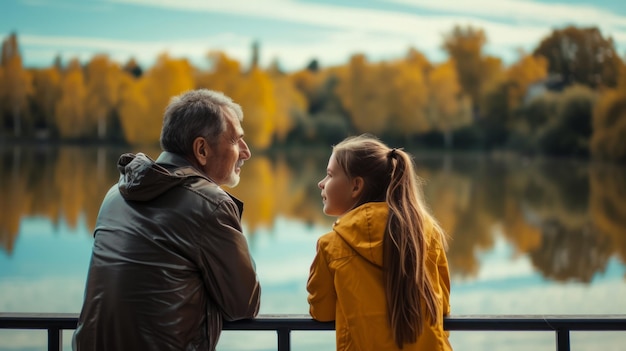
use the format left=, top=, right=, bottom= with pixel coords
left=160, top=89, right=244, bottom=156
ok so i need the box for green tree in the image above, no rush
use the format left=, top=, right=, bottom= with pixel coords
left=522, top=92, right=558, bottom=132
left=509, top=92, right=559, bottom=153
left=591, top=89, right=626, bottom=161
left=533, top=26, right=622, bottom=88
left=538, top=85, right=596, bottom=157
left=0, top=33, right=33, bottom=137
left=290, top=67, right=351, bottom=144
left=123, top=57, right=143, bottom=78
left=31, top=66, right=62, bottom=135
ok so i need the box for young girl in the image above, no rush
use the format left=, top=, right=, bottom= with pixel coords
left=307, top=134, right=452, bottom=351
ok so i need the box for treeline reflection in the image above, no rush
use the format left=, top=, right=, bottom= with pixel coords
left=1, top=147, right=625, bottom=283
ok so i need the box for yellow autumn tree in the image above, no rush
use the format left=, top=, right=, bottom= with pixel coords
left=236, top=68, right=277, bottom=150
left=197, top=51, right=244, bottom=95
left=118, top=72, right=149, bottom=144
left=119, top=53, right=195, bottom=145
left=384, top=58, right=430, bottom=137
left=269, top=68, right=306, bottom=143
left=290, top=68, right=323, bottom=111
left=335, top=54, right=388, bottom=134
left=506, top=52, right=548, bottom=110
left=143, top=54, right=195, bottom=128
left=85, top=54, right=123, bottom=140
left=428, top=60, right=472, bottom=147
left=428, top=61, right=459, bottom=122
left=55, top=59, right=88, bottom=139
left=197, top=51, right=282, bottom=149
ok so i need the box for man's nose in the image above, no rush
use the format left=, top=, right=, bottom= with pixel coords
left=240, top=140, right=251, bottom=160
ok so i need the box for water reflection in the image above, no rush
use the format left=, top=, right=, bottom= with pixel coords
left=1, top=146, right=625, bottom=284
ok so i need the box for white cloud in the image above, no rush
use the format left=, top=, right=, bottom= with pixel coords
left=20, top=32, right=253, bottom=68
left=107, top=0, right=626, bottom=46
left=107, top=0, right=553, bottom=44
left=390, top=0, right=626, bottom=28
left=109, top=0, right=626, bottom=34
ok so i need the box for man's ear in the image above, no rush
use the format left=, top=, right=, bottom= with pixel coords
left=192, top=137, right=212, bottom=166
left=351, top=176, right=364, bottom=199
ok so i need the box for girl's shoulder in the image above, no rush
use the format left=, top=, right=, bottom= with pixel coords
left=317, top=231, right=357, bottom=262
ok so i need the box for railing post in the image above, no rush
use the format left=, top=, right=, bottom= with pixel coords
left=555, top=329, right=570, bottom=351
left=277, top=327, right=291, bottom=351
left=48, top=327, right=62, bottom=351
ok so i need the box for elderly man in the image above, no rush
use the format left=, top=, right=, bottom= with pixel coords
left=73, top=89, right=261, bottom=351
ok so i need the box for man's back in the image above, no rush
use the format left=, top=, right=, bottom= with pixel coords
left=73, top=152, right=260, bottom=351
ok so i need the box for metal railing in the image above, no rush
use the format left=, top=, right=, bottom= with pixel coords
left=1, top=313, right=625, bottom=351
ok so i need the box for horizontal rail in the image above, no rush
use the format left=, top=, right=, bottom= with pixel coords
left=1, top=313, right=626, bottom=351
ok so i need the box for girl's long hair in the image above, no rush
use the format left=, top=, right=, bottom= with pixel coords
left=332, top=134, right=447, bottom=348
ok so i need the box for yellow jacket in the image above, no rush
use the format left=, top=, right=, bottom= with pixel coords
left=307, top=202, right=452, bottom=351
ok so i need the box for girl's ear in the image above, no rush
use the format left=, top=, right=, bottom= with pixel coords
left=351, top=176, right=364, bottom=199
left=192, top=137, right=211, bottom=166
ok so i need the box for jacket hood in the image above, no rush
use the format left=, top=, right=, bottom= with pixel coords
left=332, top=202, right=389, bottom=268
left=117, top=152, right=205, bottom=201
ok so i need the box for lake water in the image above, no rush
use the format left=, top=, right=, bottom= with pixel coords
left=1, top=145, right=625, bottom=350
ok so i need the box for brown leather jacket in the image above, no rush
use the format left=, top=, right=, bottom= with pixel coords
left=73, top=151, right=261, bottom=351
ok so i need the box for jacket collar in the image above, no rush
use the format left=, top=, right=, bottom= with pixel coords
left=155, top=151, right=197, bottom=171
left=155, top=151, right=244, bottom=215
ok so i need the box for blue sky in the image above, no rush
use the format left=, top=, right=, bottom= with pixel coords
left=2, top=0, right=626, bottom=72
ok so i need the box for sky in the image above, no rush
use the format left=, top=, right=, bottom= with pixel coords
left=1, top=0, right=626, bottom=72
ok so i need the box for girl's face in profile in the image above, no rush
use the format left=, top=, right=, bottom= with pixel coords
left=318, top=153, right=357, bottom=217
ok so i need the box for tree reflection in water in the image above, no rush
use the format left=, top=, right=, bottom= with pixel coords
left=1, top=146, right=625, bottom=284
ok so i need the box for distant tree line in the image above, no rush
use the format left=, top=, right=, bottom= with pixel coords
left=0, top=25, right=625, bottom=161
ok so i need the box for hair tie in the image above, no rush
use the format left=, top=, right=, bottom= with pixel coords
left=388, top=148, right=397, bottom=159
